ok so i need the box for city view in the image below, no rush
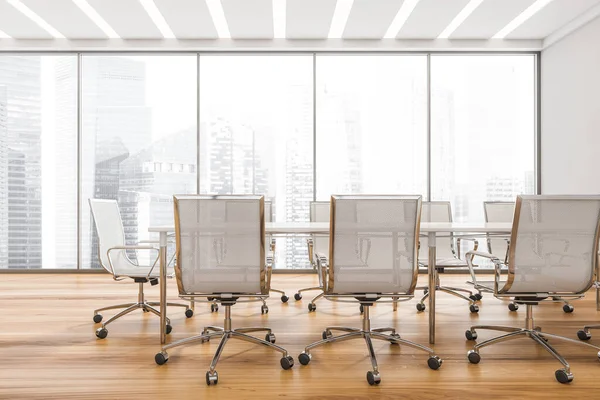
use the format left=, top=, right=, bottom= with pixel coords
left=0, top=54, right=535, bottom=269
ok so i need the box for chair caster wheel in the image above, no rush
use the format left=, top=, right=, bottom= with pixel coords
left=298, top=352, right=311, bottom=365
left=469, top=304, right=479, bottom=313
left=389, top=333, right=401, bottom=344
left=577, top=330, right=591, bottom=341
left=261, top=305, right=269, bottom=314
left=423, top=288, right=429, bottom=295
left=555, top=369, right=573, bottom=384
left=465, top=330, right=477, bottom=340
left=206, top=371, right=218, bottom=386
left=366, top=371, right=381, bottom=385
left=359, top=304, right=364, bottom=314
left=416, top=303, right=426, bottom=312
left=469, top=294, right=479, bottom=301
left=281, top=295, right=289, bottom=303
left=508, top=303, right=519, bottom=312
left=210, top=304, right=218, bottom=313
left=322, top=330, right=332, bottom=340
left=93, top=314, right=103, bottom=323
left=185, top=309, right=194, bottom=318
left=166, top=324, right=172, bottom=335
left=467, top=350, right=481, bottom=364
left=308, top=303, right=316, bottom=312
left=95, top=327, right=108, bottom=339
left=427, top=356, right=443, bottom=370
left=265, top=333, right=276, bottom=343
left=294, top=293, right=302, bottom=301
left=474, top=293, right=483, bottom=301
left=280, top=355, right=294, bottom=370
left=563, top=304, right=574, bottom=313
left=155, top=351, right=169, bottom=365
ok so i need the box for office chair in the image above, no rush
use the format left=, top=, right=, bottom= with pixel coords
left=294, top=201, right=330, bottom=312
left=465, top=195, right=600, bottom=384
left=298, top=195, right=442, bottom=385
left=89, top=199, right=192, bottom=339
left=469, top=201, right=575, bottom=313
left=154, top=195, right=294, bottom=385
left=415, top=201, right=480, bottom=313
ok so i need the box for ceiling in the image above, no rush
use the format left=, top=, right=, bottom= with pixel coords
left=0, top=0, right=599, bottom=49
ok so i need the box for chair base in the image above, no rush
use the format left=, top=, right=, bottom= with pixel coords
left=416, top=284, right=479, bottom=313
left=298, top=305, right=442, bottom=385
left=466, top=304, right=600, bottom=384
left=93, top=282, right=192, bottom=339
left=155, top=304, right=293, bottom=385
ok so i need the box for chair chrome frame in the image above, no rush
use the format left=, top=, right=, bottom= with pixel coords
left=298, top=195, right=442, bottom=385
left=415, top=201, right=480, bottom=313
left=88, top=199, right=192, bottom=340
left=294, top=201, right=330, bottom=312
left=155, top=195, right=294, bottom=385
left=264, top=200, right=290, bottom=307
left=465, top=195, right=600, bottom=384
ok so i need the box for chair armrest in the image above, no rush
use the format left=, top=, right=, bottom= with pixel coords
left=107, top=246, right=159, bottom=279
left=465, top=250, right=507, bottom=294
left=456, top=237, right=479, bottom=260
left=316, top=252, right=328, bottom=289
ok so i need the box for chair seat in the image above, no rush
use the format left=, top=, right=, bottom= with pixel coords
left=419, top=258, right=468, bottom=268
left=113, top=265, right=173, bottom=279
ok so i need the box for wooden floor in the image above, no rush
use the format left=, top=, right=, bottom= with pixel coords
left=1, top=274, right=600, bottom=399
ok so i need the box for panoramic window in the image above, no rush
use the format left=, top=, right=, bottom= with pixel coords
left=199, top=55, right=314, bottom=268
left=0, top=55, right=77, bottom=269
left=80, top=55, right=197, bottom=268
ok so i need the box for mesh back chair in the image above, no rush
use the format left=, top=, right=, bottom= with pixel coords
left=293, top=201, right=330, bottom=312
left=415, top=201, right=480, bottom=313
left=154, top=195, right=294, bottom=385
left=464, top=195, right=600, bottom=384
left=297, top=195, right=442, bottom=385
left=89, top=199, right=192, bottom=340
left=264, top=200, right=290, bottom=306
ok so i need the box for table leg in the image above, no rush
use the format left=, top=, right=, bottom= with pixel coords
left=159, top=231, right=168, bottom=344
left=428, top=232, right=436, bottom=344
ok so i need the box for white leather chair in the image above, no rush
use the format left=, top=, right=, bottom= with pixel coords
left=298, top=195, right=442, bottom=385
left=465, top=195, right=600, bottom=384
left=89, top=199, right=192, bottom=339
left=154, top=195, right=294, bottom=385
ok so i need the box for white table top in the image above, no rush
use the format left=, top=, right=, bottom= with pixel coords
left=149, top=222, right=512, bottom=234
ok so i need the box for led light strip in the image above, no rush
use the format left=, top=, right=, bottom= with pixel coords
left=384, top=0, right=420, bottom=39
left=72, top=0, right=120, bottom=38
left=7, top=0, right=64, bottom=38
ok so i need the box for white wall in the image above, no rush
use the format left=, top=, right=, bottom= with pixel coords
left=542, top=16, right=600, bottom=193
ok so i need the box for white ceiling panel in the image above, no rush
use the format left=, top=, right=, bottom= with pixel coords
left=343, top=0, right=405, bottom=39
left=222, top=0, right=274, bottom=39
left=507, top=0, right=600, bottom=39
left=88, top=0, right=163, bottom=39
left=154, top=0, right=218, bottom=39
left=450, top=0, right=537, bottom=39
left=0, top=1, right=53, bottom=38
left=21, top=0, right=107, bottom=39
left=397, top=0, right=470, bottom=38
left=287, top=0, right=336, bottom=39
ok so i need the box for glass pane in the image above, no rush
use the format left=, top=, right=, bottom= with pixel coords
left=81, top=55, right=197, bottom=269
left=0, top=55, right=77, bottom=269
left=199, top=55, right=313, bottom=269
left=431, top=55, right=535, bottom=222
left=316, top=55, right=428, bottom=199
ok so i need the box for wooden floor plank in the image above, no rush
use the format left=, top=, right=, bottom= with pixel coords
left=1, top=274, right=599, bottom=399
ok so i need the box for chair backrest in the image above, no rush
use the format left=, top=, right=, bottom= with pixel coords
left=264, top=201, right=273, bottom=223
left=500, top=195, right=600, bottom=295
left=418, top=201, right=455, bottom=260
left=88, top=199, right=128, bottom=274
left=484, top=201, right=514, bottom=256
left=310, top=201, right=330, bottom=256
left=327, top=195, right=421, bottom=295
left=173, top=195, right=266, bottom=296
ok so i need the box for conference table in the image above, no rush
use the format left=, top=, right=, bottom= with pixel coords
left=149, top=221, right=512, bottom=345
